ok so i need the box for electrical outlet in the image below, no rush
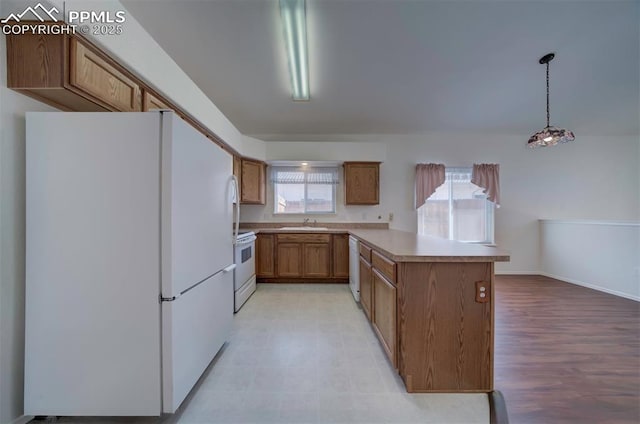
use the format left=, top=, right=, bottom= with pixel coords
left=475, top=281, right=490, bottom=303
left=388, top=213, right=394, bottom=221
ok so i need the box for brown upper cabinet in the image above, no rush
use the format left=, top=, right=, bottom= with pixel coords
left=240, top=159, right=266, bottom=205
left=69, top=39, right=142, bottom=112
left=6, top=28, right=142, bottom=112
left=5, top=24, right=233, bottom=155
left=344, top=162, right=381, bottom=205
left=143, top=90, right=171, bottom=111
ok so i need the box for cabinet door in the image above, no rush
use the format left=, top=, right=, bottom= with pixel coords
left=344, top=162, right=380, bottom=205
left=277, top=243, right=302, bottom=277
left=359, top=256, right=373, bottom=320
left=372, top=268, right=397, bottom=368
left=240, top=159, right=266, bottom=204
left=143, top=90, right=171, bottom=111
left=332, top=234, right=349, bottom=278
left=303, top=243, right=330, bottom=278
left=256, top=234, right=275, bottom=278
left=69, top=38, right=142, bottom=112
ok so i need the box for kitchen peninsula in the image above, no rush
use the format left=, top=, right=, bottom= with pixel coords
left=248, top=225, right=510, bottom=394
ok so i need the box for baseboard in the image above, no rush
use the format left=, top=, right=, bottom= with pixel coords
left=11, top=415, right=34, bottom=424
left=540, top=272, right=640, bottom=302
left=495, top=271, right=540, bottom=275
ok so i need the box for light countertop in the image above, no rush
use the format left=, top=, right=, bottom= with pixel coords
left=348, top=229, right=510, bottom=263
left=243, top=226, right=510, bottom=263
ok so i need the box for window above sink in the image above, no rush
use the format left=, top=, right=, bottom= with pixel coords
left=272, top=166, right=339, bottom=215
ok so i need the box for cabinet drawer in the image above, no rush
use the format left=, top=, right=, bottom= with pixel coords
left=69, top=38, right=141, bottom=112
left=372, top=250, right=396, bottom=284
left=277, top=233, right=331, bottom=243
left=359, top=243, right=372, bottom=262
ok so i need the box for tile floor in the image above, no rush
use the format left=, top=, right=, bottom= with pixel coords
left=45, top=284, right=489, bottom=424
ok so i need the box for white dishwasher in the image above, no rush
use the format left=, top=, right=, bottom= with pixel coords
left=348, top=236, right=360, bottom=302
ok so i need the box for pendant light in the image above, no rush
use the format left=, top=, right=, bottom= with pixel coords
left=527, top=53, right=575, bottom=148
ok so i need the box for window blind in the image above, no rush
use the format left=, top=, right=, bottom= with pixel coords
left=271, top=167, right=339, bottom=184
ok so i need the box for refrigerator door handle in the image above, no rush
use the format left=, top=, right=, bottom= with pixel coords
left=230, top=176, right=240, bottom=244
left=223, top=264, right=237, bottom=274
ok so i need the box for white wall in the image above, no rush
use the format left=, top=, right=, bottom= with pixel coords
left=242, top=134, right=640, bottom=274
left=540, top=220, right=640, bottom=301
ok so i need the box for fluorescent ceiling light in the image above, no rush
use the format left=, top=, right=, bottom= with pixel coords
left=280, top=0, right=309, bottom=101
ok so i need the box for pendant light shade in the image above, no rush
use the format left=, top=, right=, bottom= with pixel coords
left=527, top=53, right=575, bottom=148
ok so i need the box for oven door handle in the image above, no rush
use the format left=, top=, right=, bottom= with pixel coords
left=223, top=264, right=237, bottom=274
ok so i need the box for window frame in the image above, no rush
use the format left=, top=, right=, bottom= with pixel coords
left=272, top=166, right=338, bottom=215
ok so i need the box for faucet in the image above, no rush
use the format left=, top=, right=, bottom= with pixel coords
left=303, top=218, right=310, bottom=225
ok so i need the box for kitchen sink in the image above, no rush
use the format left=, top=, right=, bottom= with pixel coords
left=280, top=226, right=329, bottom=231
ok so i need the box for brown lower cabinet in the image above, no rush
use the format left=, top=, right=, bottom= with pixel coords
left=356, top=243, right=494, bottom=393
left=332, top=234, right=350, bottom=278
left=359, top=256, right=373, bottom=320
left=303, top=243, right=331, bottom=278
left=256, top=232, right=349, bottom=283
left=372, top=268, right=397, bottom=368
left=276, top=243, right=303, bottom=277
left=255, top=234, right=275, bottom=278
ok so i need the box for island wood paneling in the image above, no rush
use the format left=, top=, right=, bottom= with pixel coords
left=399, top=261, right=493, bottom=392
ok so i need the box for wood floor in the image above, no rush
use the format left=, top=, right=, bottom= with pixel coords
left=494, top=275, right=640, bottom=424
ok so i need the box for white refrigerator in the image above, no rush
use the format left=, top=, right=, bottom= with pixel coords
left=24, top=111, right=235, bottom=416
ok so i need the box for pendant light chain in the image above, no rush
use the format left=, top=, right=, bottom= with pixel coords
left=546, top=62, right=550, bottom=128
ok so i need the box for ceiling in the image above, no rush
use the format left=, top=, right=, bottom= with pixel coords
left=122, top=0, right=639, bottom=141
